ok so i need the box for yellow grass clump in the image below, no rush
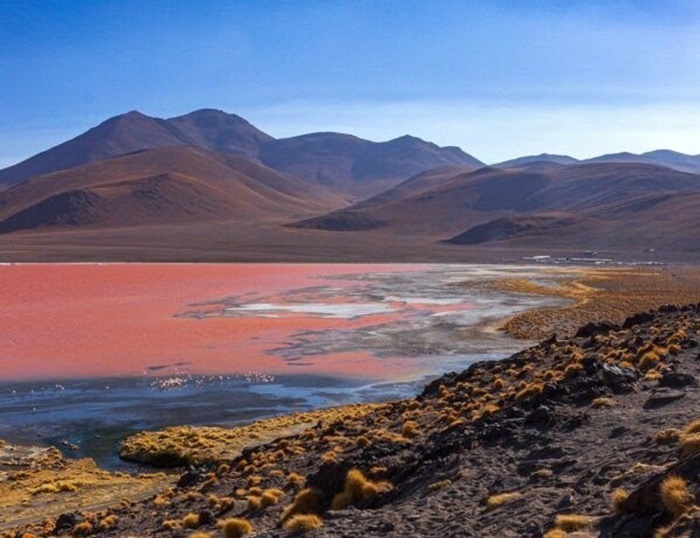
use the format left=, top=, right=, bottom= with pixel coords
left=680, top=433, right=700, bottom=458
left=592, top=396, right=615, bottom=408
left=182, top=512, right=200, bottom=529
left=331, top=468, right=393, bottom=510
left=283, top=514, right=324, bottom=532
left=611, top=488, right=629, bottom=514
left=282, top=487, right=324, bottom=521
left=72, top=521, right=94, bottom=536
left=486, top=492, right=523, bottom=510
left=660, top=475, right=694, bottom=518
left=219, top=518, right=254, bottom=538
left=260, top=488, right=285, bottom=508
left=553, top=514, right=591, bottom=532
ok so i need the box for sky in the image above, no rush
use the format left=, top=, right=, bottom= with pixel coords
left=1, top=0, right=700, bottom=167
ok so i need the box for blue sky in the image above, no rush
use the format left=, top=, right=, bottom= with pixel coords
left=2, top=0, right=699, bottom=166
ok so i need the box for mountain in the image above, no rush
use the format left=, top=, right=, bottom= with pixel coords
left=259, top=133, right=484, bottom=198
left=493, top=153, right=579, bottom=168
left=0, top=110, right=483, bottom=199
left=293, top=162, right=700, bottom=250
left=165, top=109, right=273, bottom=159
left=0, top=146, right=344, bottom=234
left=0, top=109, right=276, bottom=189
left=0, top=111, right=189, bottom=187
left=582, top=150, right=700, bottom=174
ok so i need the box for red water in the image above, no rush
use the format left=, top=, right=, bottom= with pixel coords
left=0, top=263, right=425, bottom=382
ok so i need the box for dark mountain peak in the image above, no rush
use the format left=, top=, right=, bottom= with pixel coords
left=168, top=108, right=251, bottom=127
left=494, top=153, right=579, bottom=168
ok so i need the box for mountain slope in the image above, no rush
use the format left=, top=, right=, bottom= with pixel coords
left=0, top=110, right=484, bottom=200
left=166, top=109, right=274, bottom=159
left=256, top=133, right=483, bottom=198
left=493, top=153, right=579, bottom=167
left=0, top=112, right=190, bottom=187
left=0, top=147, right=344, bottom=234
left=292, top=162, right=700, bottom=246
left=583, top=150, right=700, bottom=174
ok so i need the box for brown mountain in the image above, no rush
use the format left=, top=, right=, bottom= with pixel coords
left=0, top=146, right=344, bottom=234
left=259, top=133, right=483, bottom=198
left=293, top=162, right=700, bottom=251
left=0, top=110, right=275, bottom=188
left=582, top=150, right=700, bottom=174
left=0, top=110, right=483, bottom=200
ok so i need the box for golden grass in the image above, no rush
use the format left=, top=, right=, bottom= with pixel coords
left=611, top=488, right=629, bottom=514
left=219, top=518, right=254, bottom=538
left=486, top=492, right=523, bottom=510
left=283, top=514, right=324, bottom=532
left=553, top=514, right=591, bottom=532
left=331, top=468, right=393, bottom=510
left=592, top=396, right=615, bottom=408
left=680, top=433, right=700, bottom=458
left=120, top=403, right=379, bottom=466
left=282, top=488, right=324, bottom=520
left=660, top=475, right=694, bottom=518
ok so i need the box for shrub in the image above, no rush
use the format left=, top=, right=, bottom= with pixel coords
left=220, top=518, right=254, bottom=538
left=592, top=397, right=615, bottom=408
left=684, top=419, right=700, bottom=436
left=260, top=488, right=284, bottom=508
left=331, top=468, right=392, bottom=510
left=486, top=492, right=522, bottom=510
left=283, top=514, right=324, bottom=532
left=680, top=433, right=700, bottom=458
left=182, top=512, right=200, bottom=529
left=72, top=522, right=94, bottom=536
left=281, top=488, right=324, bottom=521
left=660, top=475, right=694, bottom=518
left=554, top=514, right=591, bottom=532
left=611, top=488, right=629, bottom=514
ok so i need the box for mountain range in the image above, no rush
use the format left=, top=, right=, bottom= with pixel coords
left=0, top=108, right=698, bottom=262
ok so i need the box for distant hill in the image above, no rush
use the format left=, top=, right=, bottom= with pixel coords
left=0, top=110, right=483, bottom=198
left=0, top=146, right=344, bottom=234
left=582, top=150, right=700, bottom=174
left=258, top=133, right=483, bottom=198
left=493, top=154, right=579, bottom=168
left=293, top=162, right=700, bottom=251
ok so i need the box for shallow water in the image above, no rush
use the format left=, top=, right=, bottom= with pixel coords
left=0, top=263, right=572, bottom=466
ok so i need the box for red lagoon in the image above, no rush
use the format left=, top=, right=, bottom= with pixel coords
left=0, top=263, right=432, bottom=382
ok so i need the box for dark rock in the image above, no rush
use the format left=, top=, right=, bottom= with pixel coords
left=198, top=509, right=216, bottom=525
left=556, top=493, right=574, bottom=508
left=54, top=512, right=84, bottom=533
left=177, top=469, right=203, bottom=488
left=622, top=311, right=655, bottom=329
left=526, top=405, right=555, bottom=425
left=659, top=371, right=697, bottom=389
left=599, top=363, right=637, bottom=392
left=609, top=426, right=630, bottom=439
left=658, top=303, right=681, bottom=313
left=575, top=321, right=618, bottom=338
left=643, top=388, right=686, bottom=409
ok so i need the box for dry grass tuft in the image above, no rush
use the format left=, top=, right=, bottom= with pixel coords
left=283, top=514, right=324, bottom=532
left=553, top=514, right=591, bottom=532
left=680, top=433, right=700, bottom=458
left=281, top=487, right=324, bottom=521
left=611, top=488, right=629, bottom=514
left=660, top=475, right=694, bottom=518
left=219, top=518, right=254, bottom=538
left=654, top=429, right=682, bottom=445
left=592, top=396, right=615, bottom=408
left=486, top=492, right=523, bottom=510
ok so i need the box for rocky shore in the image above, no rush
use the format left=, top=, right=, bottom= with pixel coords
left=5, top=302, right=700, bottom=537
